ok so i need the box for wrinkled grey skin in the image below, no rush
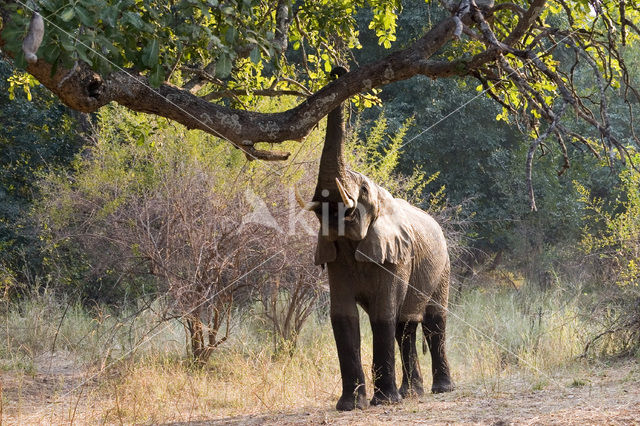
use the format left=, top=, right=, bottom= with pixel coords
left=308, top=68, right=454, bottom=411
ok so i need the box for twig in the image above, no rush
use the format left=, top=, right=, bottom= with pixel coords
left=50, top=295, right=73, bottom=354
left=527, top=100, right=567, bottom=211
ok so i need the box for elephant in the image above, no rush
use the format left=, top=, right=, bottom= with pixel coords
left=296, top=67, right=454, bottom=411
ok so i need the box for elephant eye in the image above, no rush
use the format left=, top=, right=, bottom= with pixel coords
left=360, top=185, right=368, bottom=195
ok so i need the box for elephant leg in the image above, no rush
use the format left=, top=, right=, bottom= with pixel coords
left=370, top=320, right=402, bottom=405
left=331, top=314, right=368, bottom=411
left=423, top=307, right=454, bottom=393
left=395, top=321, right=424, bottom=398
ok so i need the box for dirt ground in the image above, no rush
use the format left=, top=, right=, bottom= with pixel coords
left=2, top=355, right=639, bottom=425
left=194, top=361, right=640, bottom=426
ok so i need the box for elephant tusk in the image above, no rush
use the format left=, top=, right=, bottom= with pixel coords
left=335, top=178, right=356, bottom=209
left=295, top=185, right=320, bottom=211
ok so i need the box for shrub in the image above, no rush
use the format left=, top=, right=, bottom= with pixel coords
left=35, top=104, right=326, bottom=362
left=575, top=152, right=640, bottom=354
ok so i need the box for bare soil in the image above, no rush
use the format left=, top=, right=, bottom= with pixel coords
left=2, top=355, right=639, bottom=425
left=189, top=360, right=640, bottom=425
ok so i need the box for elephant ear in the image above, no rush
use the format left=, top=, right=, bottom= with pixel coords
left=314, top=236, right=337, bottom=265
left=355, top=201, right=414, bottom=264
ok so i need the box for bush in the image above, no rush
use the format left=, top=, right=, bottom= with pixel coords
left=575, top=151, right=640, bottom=354
left=0, top=60, right=82, bottom=291
left=35, top=103, right=329, bottom=362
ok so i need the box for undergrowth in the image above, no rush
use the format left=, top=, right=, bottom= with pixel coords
left=1, top=280, right=636, bottom=423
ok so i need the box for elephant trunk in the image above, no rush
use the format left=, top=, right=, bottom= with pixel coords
left=312, top=66, right=354, bottom=205
left=313, top=101, right=349, bottom=203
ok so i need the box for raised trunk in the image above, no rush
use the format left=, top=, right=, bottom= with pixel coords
left=313, top=102, right=348, bottom=202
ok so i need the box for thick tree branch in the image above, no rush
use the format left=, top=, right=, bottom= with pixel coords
left=0, top=16, right=458, bottom=148
left=504, top=0, right=547, bottom=46
left=273, top=0, right=291, bottom=53
left=0, top=1, right=547, bottom=160
left=202, top=88, right=309, bottom=101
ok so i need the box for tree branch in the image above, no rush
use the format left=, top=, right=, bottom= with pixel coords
left=527, top=100, right=568, bottom=211
left=0, top=16, right=459, bottom=153
left=0, top=1, right=548, bottom=160
left=273, top=0, right=291, bottom=53
left=202, top=88, right=309, bottom=101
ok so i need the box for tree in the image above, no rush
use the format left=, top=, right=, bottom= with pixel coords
left=255, top=186, right=324, bottom=356
left=0, top=58, right=81, bottom=287
left=1, top=0, right=638, bottom=204
left=36, top=103, right=327, bottom=363
left=346, top=2, right=639, bottom=277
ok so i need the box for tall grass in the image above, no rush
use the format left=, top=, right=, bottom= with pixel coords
left=447, top=284, right=596, bottom=393
left=0, top=281, right=630, bottom=424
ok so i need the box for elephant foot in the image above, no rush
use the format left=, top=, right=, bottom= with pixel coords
left=336, top=392, right=369, bottom=411
left=431, top=377, right=455, bottom=394
left=370, top=388, right=402, bottom=406
left=399, top=381, right=424, bottom=398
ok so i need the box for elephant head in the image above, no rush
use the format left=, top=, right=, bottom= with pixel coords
left=296, top=67, right=413, bottom=266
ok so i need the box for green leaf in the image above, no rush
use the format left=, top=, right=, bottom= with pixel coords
left=123, top=12, right=144, bottom=30
left=42, top=45, right=61, bottom=63
left=14, top=52, right=27, bottom=69
left=142, top=39, right=159, bottom=67
left=100, top=7, right=119, bottom=27
left=0, top=27, right=25, bottom=55
left=60, top=8, right=76, bottom=22
left=216, top=54, right=232, bottom=78
left=1, top=26, right=24, bottom=42
left=148, top=64, right=165, bottom=88
left=76, top=47, right=93, bottom=66
left=225, top=26, right=237, bottom=44
left=249, top=46, right=260, bottom=64
left=96, top=35, right=119, bottom=56
left=39, top=0, right=56, bottom=10
left=75, top=6, right=94, bottom=26
left=60, top=35, right=75, bottom=53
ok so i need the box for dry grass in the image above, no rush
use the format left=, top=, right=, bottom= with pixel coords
left=1, top=282, right=638, bottom=424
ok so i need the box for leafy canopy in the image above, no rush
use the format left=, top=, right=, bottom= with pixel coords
left=0, top=1, right=639, bottom=181
left=2, top=0, right=399, bottom=88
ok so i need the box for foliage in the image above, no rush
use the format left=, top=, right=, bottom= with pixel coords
left=347, top=112, right=442, bottom=208
left=1, top=0, right=636, bottom=289
left=0, top=0, right=398, bottom=89
left=33, top=92, right=456, bottom=358
left=35, top=100, right=330, bottom=359
left=574, top=151, right=640, bottom=353
left=1, top=0, right=637, bottom=169
left=38, top=107, right=240, bottom=359
left=351, top=1, right=639, bottom=280
left=576, top=152, right=640, bottom=287
left=0, top=59, right=81, bottom=289
left=1, top=0, right=639, bottom=369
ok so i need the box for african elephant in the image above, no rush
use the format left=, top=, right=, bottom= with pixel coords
left=296, top=67, right=454, bottom=411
